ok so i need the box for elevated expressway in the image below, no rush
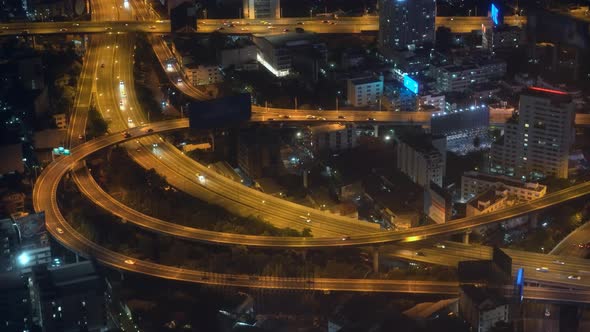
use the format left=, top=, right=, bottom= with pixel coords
left=32, top=121, right=590, bottom=301
left=0, top=15, right=526, bottom=35
left=29, top=2, right=590, bottom=299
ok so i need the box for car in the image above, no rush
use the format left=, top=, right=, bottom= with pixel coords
left=341, top=236, right=350, bottom=241
left=101, top=63, right=105, bottom=68
left=295, top=27, right=304, bottom=33
left=105, top=27, right=112, bottom=30
left=78, top=134, right=84, bottom=140
left=149, top=25, right=156, bottom=29
left=119, top=80, right=124, bottom=86
left=177, top=78, right=182, bottom=83
left=283, top=28, right=289, bottom=32
left=197, top=173, right=206, bottom=183
left=553, top=260, right=565, bottom=265
left=296, top=22, right=304, bottom=25
left=119, top=100, right=124, bottom=109
left=146, top=128, right=153, bottom=133
left=366, top=117, right=376, bottom=121
left=229, top=24, right=235, bottom=28
left=72, top=23, right=79, bottom=26
left=568, top=275, right=582, bottom=280
left=415, top=251, right=425, bottom=256
left=56, top=227, right=64, bottom=234
left=124, top=259, right=135, bottom=265
left=318, top=117, right=327, bottom=120
left=59, top=28, right=68, bottom=32
left=535, top=267, right=549, bottom=272
left=338, top=115, right=346, bottom=119
left=281, top=115, right=291, bottom=119
left=435, top=243, right=446, bottom=249
left=267, top=118, right=274, bottom=121
left=217, top=27, right=225, bottom=31
left=123, top=132, right=131, bottom=138
left=322, top=20, right=329, bottom=23
left=306, top=115, right=317, bottom=120
left=127, top=117, right=133, bottom=123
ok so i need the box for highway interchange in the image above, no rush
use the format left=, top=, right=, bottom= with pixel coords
left=25, top=0, right=590, bottom=301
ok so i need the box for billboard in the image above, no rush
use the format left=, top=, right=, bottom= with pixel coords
left=431, top=106, right=489, bottom=136
left=403, top=74, right=419, bottom=94
left=491, top=4, right=501, bottom=26
left=188, top=93, right=252, bottom=129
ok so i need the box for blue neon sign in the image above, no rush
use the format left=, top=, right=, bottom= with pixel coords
left=403, top=75, right=419, bottom=94
left=515, top=267, right=524, bottom=302
left=491, top=4, right=500, bottom=26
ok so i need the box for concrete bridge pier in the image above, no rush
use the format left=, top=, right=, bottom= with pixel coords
left=372, top=246, right=380, bottom=273
left=463, top=230, right=472, bottom=245
left=373, top=125, right=379, bottom=137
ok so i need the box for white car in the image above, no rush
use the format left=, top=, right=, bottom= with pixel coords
left=56, top=227, right=64, bottom=234
left=124, top=259, right=135, bottom=265
left=536, top=267, right=549, bottom=272
left=568, top=275, right=581, bottom=280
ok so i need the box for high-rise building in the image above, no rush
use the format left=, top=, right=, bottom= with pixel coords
left=243, top=0, right=280, bottom=19
left=491, top=87, right=575, bottom=179
left=378, top=0, right=436, bottom=51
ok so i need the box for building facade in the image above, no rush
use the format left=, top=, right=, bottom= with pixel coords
left=253, top=33, right=327, bottom=79
left=490, top=87, right=575, bottom=179
left=432, top=60, right=506, bottom=92
left=482, top=25, right=523, bottom=51
left=346, top=76, right=384, bottom=107
left=309, top=124, right=358, bottom=152
left=183, top=64, right=223, bottom=86
left=243, top=0, right=280, bottom=19
left=378, top=0, right=436, bottom=51
left=423, top=182, right=452, bottom=224
left=396, top=134, right=446, bottom=187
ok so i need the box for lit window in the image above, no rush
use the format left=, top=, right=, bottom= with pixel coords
left=525, top=123, right=529, bottom=128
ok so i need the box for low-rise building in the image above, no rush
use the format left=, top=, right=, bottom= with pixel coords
left=0, top=192, right=26, bottom=217
left=52, top=113, right=67, bottom=129
left=459, top=285, right=510, bottom=332
left=465, top=187, right=515, bottom=218
left=310, top=124, right=358, bottom=152
left=461, top=171, right=547, bottom=202
left=183, top=64, right=223, bottom=86
left=396, top=134, right=446, bottom=187
left=346, top=76, right=384, bottom=107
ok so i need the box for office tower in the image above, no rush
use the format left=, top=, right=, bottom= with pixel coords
left=378, top=0, right=436, bottom=51
left=243, top=0, right=280, bottom=19
left=491, top=87, right=575, bottom=179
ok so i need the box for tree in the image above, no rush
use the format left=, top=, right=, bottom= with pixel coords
left=86, top=108, right=108, bottom=137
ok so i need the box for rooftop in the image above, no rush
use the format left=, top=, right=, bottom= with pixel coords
left=463, top=171, right=546, bottom=192
left=521, top=86, right=573, bottom=104
left=461, top=285, right=507, bottom=309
